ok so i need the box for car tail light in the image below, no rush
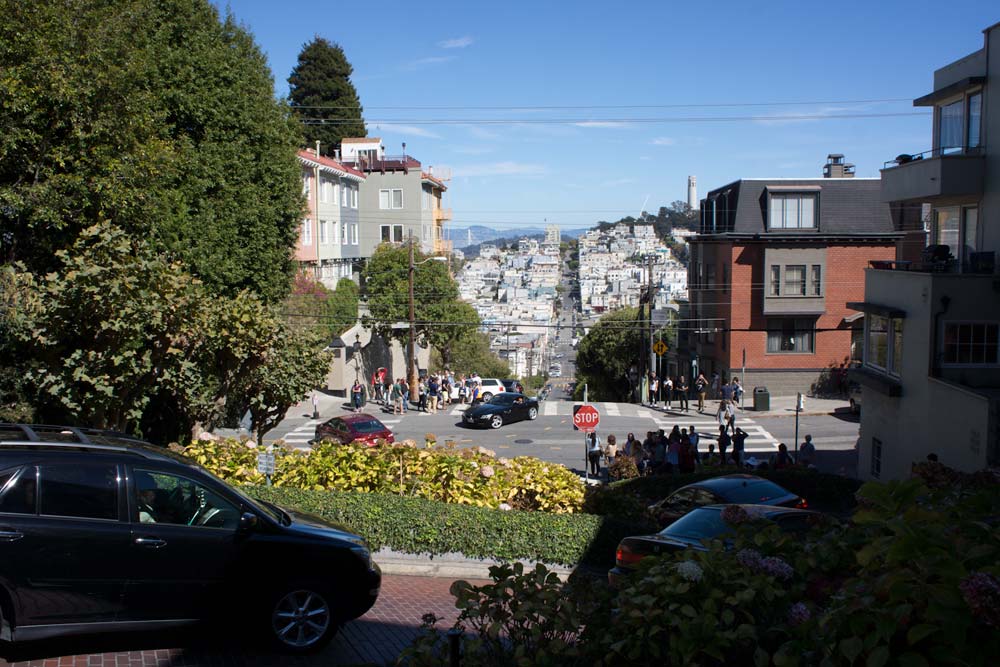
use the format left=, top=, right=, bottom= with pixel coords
left=615, top=543, right=645, bottom=568
left=796, top=498, right=808, bottom=509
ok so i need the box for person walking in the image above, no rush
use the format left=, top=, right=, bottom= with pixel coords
left=428, top=376, right=440, bottom=414
left=799, top=434, right=817, bottom=468
left=587, top=431, right=603, bottom=477
left=695, top=373, right=708, bottom=412
left=717, top=425, right=731, bottom=464
left=351, top=379, right=364, bottom=413
left=390, top=378, right=403, bottom=415
left=400, top=378, right=410, bottom=414
left=716, top=400, right=729, bottom=431
left=732, top=428, right=748, bottom=467
left=731, top=377, right=743, bottom=406
left=648, top=373, right=658, bottom=406
left=678, top=376, right=689, bottom=412
left=726, top=400, right=738, bottom=434
left=663, top=376, right=674, bottom=409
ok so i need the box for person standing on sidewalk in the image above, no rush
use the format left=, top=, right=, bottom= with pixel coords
left=400, top=378, right=410, bottom=414
left=390, top=378, right=403, bottom=415
left=711, top=372, right=721, bottom=400
left=717, top=425, right=731, bottom=464
left=799, top=434, right=817, bottom=468
left=695, top=373, right=708, bottom=412
left=664, top=376, right=674, bottom=409
left=732, top=428, right=747, bottom=467
left=678, top=376, right=689, bottom=411
left=428, top=375, right=440, bottom=414
left=351, top=379, right=364, bottom=413
left=648, top=373, right=658, bottom=406
left=587, top=431, right=603, bottom=477
left=417, top=378, right=428, bottom=412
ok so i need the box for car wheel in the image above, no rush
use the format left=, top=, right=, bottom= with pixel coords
left=268, top=585, right=339, bottom=654
left=527, top=407, right=538, bottom=420
left=481, top=392, right=493, bottom=401
left=489, top=414, right=504, bottom=429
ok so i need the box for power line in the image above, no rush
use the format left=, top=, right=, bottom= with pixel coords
left=290, top=97, right=915, bottom=111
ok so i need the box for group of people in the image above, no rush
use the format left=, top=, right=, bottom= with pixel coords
left=646, top=371, right=744, bottom=414
left=356, top=368, right=511, bottom=415
left=585, top=428, right=819, bottom=479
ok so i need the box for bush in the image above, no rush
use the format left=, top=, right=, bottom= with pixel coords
left=182, top=437, right=585, bottom=513
left=247, top=486, right=647, bottom=567
left=607, top=456, right=639, bottom=481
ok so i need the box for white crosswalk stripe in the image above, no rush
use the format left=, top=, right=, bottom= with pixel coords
left=543, top=401, right=558, bottom=416
left=603, top=402, right=620, bottom=416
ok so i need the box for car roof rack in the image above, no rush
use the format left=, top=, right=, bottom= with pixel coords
left=0, top=423, right=162, bottom=458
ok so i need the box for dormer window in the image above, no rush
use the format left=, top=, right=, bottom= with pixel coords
left=768, top=193, right=817, bottom=230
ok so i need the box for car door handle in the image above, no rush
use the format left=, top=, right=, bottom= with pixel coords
left=134, top=536, right=167, bottom=549
left=0, top=529, right=24, bottom=542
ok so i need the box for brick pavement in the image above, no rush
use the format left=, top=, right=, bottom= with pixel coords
left=0, top=575, right=486, bottom=667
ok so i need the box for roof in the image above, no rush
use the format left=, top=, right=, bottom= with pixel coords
left=421, top=172, right=447, bottom=190
left=698, top=178, right=893, bottom=236
left=297, top=149, right=366, bottom=181
left=341, top=137, right=380, bottom=144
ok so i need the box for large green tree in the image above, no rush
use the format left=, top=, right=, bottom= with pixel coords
left=283, top=273, right=359, bottom=339
left=0, top=0, right=303, bottom=302
left=362, top=243, right=476, bottom=359
left=288, top=37, right=366, bottom=153
left=574, top=307, right=644, bottom=402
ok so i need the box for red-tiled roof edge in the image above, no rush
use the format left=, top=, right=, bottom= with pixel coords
left=297, top=149, right=366, bottom=180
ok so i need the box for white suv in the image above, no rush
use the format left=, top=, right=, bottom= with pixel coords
left=476, top=378, right=505, bottom=400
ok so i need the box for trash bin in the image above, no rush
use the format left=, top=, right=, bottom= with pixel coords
left=753, top=386, right=770, bottom=412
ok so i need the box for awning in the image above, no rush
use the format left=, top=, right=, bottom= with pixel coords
left=843, top=312, right=865, bottom=324
left=846, top=301, right=906, bottom=318
left=913, top=76, right=985, bottom=107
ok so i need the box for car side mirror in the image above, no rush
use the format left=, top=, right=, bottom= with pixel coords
left=238, top=512, right=258, bottom=533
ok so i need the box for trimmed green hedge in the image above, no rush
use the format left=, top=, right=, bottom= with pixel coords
left=247, top=485, right=651, bottom=567
left=583, top=467, right=861, bottom=521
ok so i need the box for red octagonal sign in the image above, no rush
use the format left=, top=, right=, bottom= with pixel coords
left=573, top=404, right=601, bottom=432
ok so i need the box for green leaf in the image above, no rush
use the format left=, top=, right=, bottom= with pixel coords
left=906, top=624, right=937, bottom=645
left=840, top=637, right=863, bottom=664
left=866, top=646, right=889, bottom=667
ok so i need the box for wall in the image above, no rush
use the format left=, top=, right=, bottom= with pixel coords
left=358, top=170, right=423, bottom=256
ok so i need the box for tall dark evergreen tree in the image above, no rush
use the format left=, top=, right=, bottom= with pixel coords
left=288, top=37, right=366, bottom=153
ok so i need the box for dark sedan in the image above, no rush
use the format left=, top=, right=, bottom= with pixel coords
left=647, top=474, right=806, bottom=528
left=314, top=413, right=394, bottom=446
left=462, top=393, right=539, bottom=429
left=608, top=504, right=817, bottom=587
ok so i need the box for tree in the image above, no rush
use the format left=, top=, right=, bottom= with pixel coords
left=0, top=0, right=304, bottom=303
left=283, top=273, right=358, bottom=338
left=327, top=278, right=360, bottom=336
left=433, top=333, right=511, bottom=378
left=288, top=37, right=366, bottom=153
left=574, top=307, right=643, bottom=402
left=362, top=243, right=476, bottom=360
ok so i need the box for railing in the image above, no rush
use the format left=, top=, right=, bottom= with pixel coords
left=869, top=250, right=995, bottom=274
left=882, top=146, right=979, bottom=169
left=433, top=207, right=452, bottom=221
left=341, top=154, right=421, bottom=173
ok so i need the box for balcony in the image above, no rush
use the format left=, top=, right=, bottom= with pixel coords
left=433, top=238, right=453, bottom=254
left=880, top=148, right=984, bottom=203
left=433, top=207, right=452, bottom=222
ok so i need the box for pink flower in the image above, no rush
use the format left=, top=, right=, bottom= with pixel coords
left=480, top=465, right=495, bottom=478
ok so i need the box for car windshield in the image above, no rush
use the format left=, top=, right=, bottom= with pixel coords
left=489, top=394, right=515, bottom=405
left=720, top=480, right=790, bottom=503
left=660, top=508, right=731, bottom=541
left=350, top=419, right=386, bottom=433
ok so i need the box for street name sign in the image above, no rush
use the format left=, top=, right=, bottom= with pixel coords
left=572, top=404, right=601, bottom=432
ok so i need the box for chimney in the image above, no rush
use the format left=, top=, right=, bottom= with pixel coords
left=315, top=140, right=321, bottom=158
left=823, top=153, right=855, bottom=178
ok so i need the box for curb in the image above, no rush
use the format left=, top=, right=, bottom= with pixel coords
left=373, top=549, right=578, bottom=580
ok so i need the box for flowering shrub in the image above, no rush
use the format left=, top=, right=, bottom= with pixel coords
left=181, top=437, right=585, bottom=512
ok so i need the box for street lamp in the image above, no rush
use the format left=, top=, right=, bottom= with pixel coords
left=353, top=333, right=362, bottom=382
left=408, top=233, right=448, bottom=390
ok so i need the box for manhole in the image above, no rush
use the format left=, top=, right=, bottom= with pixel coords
left=514, top=439, right=533, bottom=444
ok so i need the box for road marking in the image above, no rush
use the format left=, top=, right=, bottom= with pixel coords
left=604, top=403, right=620, bottom=416
left=550, top=446, right=561, bottom=450
left=382, top=419, right=401, bottom=425
left=543, top=401, right=558, bottom=416
left=635, top=409, right=653, bottom=420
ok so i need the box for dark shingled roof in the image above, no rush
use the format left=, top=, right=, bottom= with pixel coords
left=699, top=179, right=894, bottom=237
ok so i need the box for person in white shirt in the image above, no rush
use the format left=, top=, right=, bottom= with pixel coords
left=664, top=377, right=674, bottom=409
left=587, top=431, right=603, bottom=477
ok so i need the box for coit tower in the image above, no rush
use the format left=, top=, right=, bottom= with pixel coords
left=687, top=176, right=698, bottom=211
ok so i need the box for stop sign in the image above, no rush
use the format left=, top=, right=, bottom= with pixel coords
left=573, top=404, right=601, bottom=432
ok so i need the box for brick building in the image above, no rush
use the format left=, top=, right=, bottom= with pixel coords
left=687, top=155, right=900, bottom=396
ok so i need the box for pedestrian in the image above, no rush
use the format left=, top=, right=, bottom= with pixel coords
left=664, top=376, right=674, bottom=409
left=604, top=434, right=618, bottom=467
left=716, top=400, right=729, bottom=431
left=351, top=379, right=364, bottom=413
left=688, top=425, right=700, bottom=466
left=732, top=428, right=748, bottom=467
left=717, top=425, right=731, bottom=464
left=440, top=376, right=450, bottom=407
left=652, top=431, right=666, bottom=474
left=458, top=376, right=469, bottom=404
left=679, top=432, right=697, bottom=474
left=704, top=443, right=719, bottom=466
left=418, top=378, right=428, bottom=412
left=428, top=376, right=440, bottom=414
left=623, top=432, right=638, bottom=458
left=587, top=431, right=603, bottom=477
left=311, top=391, right=320, bottom=419
left=648, top=373, right=658, bottom=406
left=799, top=434, right=817, bottom=468
left=695, top=373, right=708, bottom=412
left=391, top=379, right=403, bottom=415
left=678, top=376, right=689, bottom=411
left=400, top=378, right=410, bottom=414
left=711, top=372, right=721, bottom=400
left=667, top=430, right=682, bottom=474
left=731, top=377, right=743, bottom=405
left=726, top=400, right=738, bottom=434
left=774, top=443, right=793, bottom=469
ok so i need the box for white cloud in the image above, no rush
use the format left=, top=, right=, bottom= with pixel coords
left=573, top=121, right=631, bottom=129
left=368, top=124, right=442, bottom=140
left=401, top=56, right=454, bottom=71
left=454, top=161, right=547, bottom=177
left=438, top=36, right=474, bottom=49
left=651, top=136, right=676, bottom=146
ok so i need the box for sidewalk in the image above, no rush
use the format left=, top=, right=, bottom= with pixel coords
left=647, top=394, right=848, bottom=419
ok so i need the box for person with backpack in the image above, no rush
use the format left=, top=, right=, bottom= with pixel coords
left=695, top=373, right=708, bottom=413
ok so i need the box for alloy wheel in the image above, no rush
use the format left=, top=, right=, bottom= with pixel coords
left=272, top=589, right=331, bottom=649
left=490, top=415, right=504, bottom=429
left=528, top=407, right=538, bottom=420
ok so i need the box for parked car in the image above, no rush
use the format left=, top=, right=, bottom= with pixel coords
left=0, top=423, right=380, bottom=653
left=313, top=413, right=394, bottom=446
left=462, top=393, right=540, bottom=429
left=848, top=382, right=862, bottom=414
left=608, top=504, right=817, bottom=588
left=501, top=379, right=524, bottom=394
left=474, top=378, right=506, bottom=401
left=647, top=474, right=807, bottom=528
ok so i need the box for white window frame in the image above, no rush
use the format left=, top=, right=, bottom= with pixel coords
left=341, top=221, right=349, bottom=246
left=351, top=223, right=359, bottom=245
left=768, top=193, right=817, bottom=230
left=351, top=186, right=358, bottom=209
left=302, top=173, right=311, bottom=196
left=301, top=218, right=312, bottom=246
left=379, top=188, right=403, bottom=210
left=864, top=314, right=903, bottom=376
left=342, top=183, right=348, bottom=207
left=332, top=220, right=339, bottom=245
left=319, top=219, right=328, bottom=245
left=941, top=321, right=999, bottom=367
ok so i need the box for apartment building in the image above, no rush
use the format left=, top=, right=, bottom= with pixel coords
left=337, top=138, right=450, bottom=257
left=295, top=149, right=365, bottom=288
left=689, top=155, right=898, bottom=396
left=851, top=22, right=1000, bottom=480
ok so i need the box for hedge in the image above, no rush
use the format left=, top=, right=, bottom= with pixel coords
left=583, top=467, right=862, bottom=521
left=246, top=485, right=650, bottom=567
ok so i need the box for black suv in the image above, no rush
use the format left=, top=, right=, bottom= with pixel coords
left=0, top=424, right=380, bottom=653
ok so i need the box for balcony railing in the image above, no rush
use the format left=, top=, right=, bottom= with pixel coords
left=433, top=207, right=452, bottom=222
left=340, top=154, right=421, bottom=174
left=869, top=249, right=996, bottom=274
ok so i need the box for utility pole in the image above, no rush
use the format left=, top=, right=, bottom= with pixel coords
left=408, top=231, right=417, bottom=390
left=647, top=255, right=656, bottom=380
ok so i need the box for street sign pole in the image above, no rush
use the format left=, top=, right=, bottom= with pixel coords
left=794, top=392, right=803, bottom=459
left=741, top=348, right=746, bottom=409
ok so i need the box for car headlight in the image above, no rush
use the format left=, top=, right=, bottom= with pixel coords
left=344, top=537, right=373, bottom=569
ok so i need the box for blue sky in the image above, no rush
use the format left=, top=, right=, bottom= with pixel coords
left=219, top=0, right=996, bottom=230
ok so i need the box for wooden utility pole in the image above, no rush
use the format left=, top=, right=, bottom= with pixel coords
left=647, top=255, right=656, bottom=382
left=408, top=232, right=417, bottom=389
